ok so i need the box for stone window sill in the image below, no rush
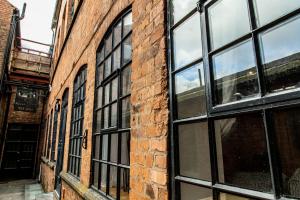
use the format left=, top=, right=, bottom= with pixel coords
left=60, top=172, right=108, bottom=200
left=41, top=156, right=56, bottom=170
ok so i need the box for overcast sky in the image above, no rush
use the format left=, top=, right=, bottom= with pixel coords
left=8, top=0, right=55, bottom=52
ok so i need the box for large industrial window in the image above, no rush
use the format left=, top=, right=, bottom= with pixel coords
left=46, top=110, right=53, bottom=159
left=168, top=0, right=300, bottom=199
left=91, top=9, right=132, bottom=200
left=51, top=109, right=59, bottom=161
left=68, top=66, right=87, bottom=178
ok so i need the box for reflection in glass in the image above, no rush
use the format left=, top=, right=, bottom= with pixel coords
left=178, top=122, right=211, bottom=181
left=121, top=132, right=130, bottom=165
left=103, top=107, right=109, bottom=128
left=123, top=35, right=132, bottom=65
left=180, top=183, right=212, bottom=200
left=213, top=40, right=259, bottom=105
left=122, top=98, right=130, bottom=128
left=208, top=0, right=251, bottom=49
left=101, top=134, right=108, bottom=160
left=110, top=134, right=118, bottom=163
left=111, top=103, right=117, bottom=127
left=93, top=162, right=99, bottom=188
left=173, top=13, right=202, bottom=69
left=114, top=21, right=122, bottom=46
left=96, top=88, right=102, bottom=109
left=272, top=107, right=300, bottom=199
left=113, top=47, right=121, bottom=71
left=171, top=0, right=198, bottom=25
left=123, top=12, right=132, bottom=37
left=97, top=47, right=104, bottom=65
left=259, top=16, right=300, bottom=93
left=105, top=56, right=112, bottom=78
left=104, top=84, right=110, bottom=105
left=175, top=63, right=206, bottom=119
left=100, top=164, right=107, bottom=192
left=254, top=0, right=300, bottom=26
left=97, top=64, right=103, bottom=85
left=122, top=66, right=131, bottom=96
left=94, top=135, right=100, bottom=159
left=120, top=168, right=130, bottom=200
left=105, top=34, right=113, bottom=56
left=214, top=113, right=272, bottom=192
left=109, top=166, right=117, bottom=198
left=219, top=193, right=256, bottom=200
left=112, top=78, right=118, bottom=101
left=95, top=110, right=101, bottom=133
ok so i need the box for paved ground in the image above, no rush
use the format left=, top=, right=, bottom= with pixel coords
left=0, top=179, right=53, bottom=200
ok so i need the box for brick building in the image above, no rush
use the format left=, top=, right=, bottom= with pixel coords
left=6, top=0, right=300, bottom=200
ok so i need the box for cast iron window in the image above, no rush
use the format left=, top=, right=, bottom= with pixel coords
left=46, top=110, right=53, bottom=159
left=91, top=9, right=132, bottom=200
left=43, top=117, right=48, bottom=157
left=51, top=109, right=59, bottom=161
left=67, top=66, right=87, bottom=178
left=168, top=0, right=300, bottom=199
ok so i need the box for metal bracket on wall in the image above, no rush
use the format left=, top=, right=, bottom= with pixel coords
left=82, top=129, right=88, bottom=149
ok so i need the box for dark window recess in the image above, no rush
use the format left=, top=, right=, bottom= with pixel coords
left=46, top=110, right=53, bottom=159
left=67, top=66, right=87, bottom=178
left=51, top=109, right=59, bottom=161
left=92, top=9, right=132, bottom=200
left=168, top=0, right=300, bottom=199
left=14, top=87, right=39, bottom=112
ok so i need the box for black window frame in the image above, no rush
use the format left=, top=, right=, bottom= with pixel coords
left=91, top=8, right=132, bottom=200
left=51, top=108, right=59, bottom=161
left=67, top=66, right=87, bottom=178
left=168, top=0, right=300, bottom=200
left=46, top=110, right=53, bottom=159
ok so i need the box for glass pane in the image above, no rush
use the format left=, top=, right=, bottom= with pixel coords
left=113, top=46, right=121, bottom=71
left=121, top=97, right=131, bottom=128
left=213, top=40, right=259, bottom=105
left=171, top=0, right=198, bottom=25
left=175, top=63, right=206, bottom=119
left=93, top=162, right=99, bottom=188
left=215, top=113, right=272, bottom=192
left=111, top=78, right=118, bottom=101
left=180, top=182, right=212, bottom=200
left=109, top=166, right=117, bottom=198
left=105, top=56, right=112, bottom=78
left=254, top=0, right=300, bottom=26
left=122, top=66, right=131, bottom=96
left=259, top=16, right=300, bottom=93
left=97, top=47, right=104, bottom=65
left=272, top=107, right=300, bottom=199
left=208, top=0, right=251, bottom=49
left=110, top=134, right=118, bottom=163
left=121, top=132, right=130, bottom=165
left=104, top=84, right=110, bottom=105
left=95, top=110, right=101, bottom=133
left=111, top=103, right=117, bottom=127
left=123, top=35, right=132, bottom=65
left=103, top=107, right=109, bottom=129
left=94, top=135, right=101, bottom=159
left=173, top=13, right=202, bottom=69
left=114, top=21, right=122, bottom=47
left=96, top=87, right=102, bottom=109
left=219, top=193, right=257, bottom=200
left=101, top=134, right=108, bottom=161
left=120, top=168, right=130, bottom=200
left=123, top=12, right=132, bottom=36
left=105, top=33, right=113, bottom=56
left=178, top=122, right=211, bottom=181
left=100, top=164, right=107, bottom=192
left=97, top=64, right=104, bottom=85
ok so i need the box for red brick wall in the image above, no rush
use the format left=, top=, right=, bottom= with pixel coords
left=40, top=162, right=55, bottom=192
left=42, top=0, right=169, bottom=199
left=0, top=0, right=15, bottom=76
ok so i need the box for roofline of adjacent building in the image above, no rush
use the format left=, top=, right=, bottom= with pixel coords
left=51, top=0, right=63, bottom=29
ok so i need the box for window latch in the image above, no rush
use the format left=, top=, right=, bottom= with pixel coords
left=82, top=129, right=88, bottom=149
left=197, top=0, right=206, bottom=12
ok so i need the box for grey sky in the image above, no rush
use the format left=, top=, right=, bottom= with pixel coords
left=8, top=0, right=55, bottom=52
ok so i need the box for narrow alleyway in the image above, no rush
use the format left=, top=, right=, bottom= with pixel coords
left=0, top=179, right=53, bottom=200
